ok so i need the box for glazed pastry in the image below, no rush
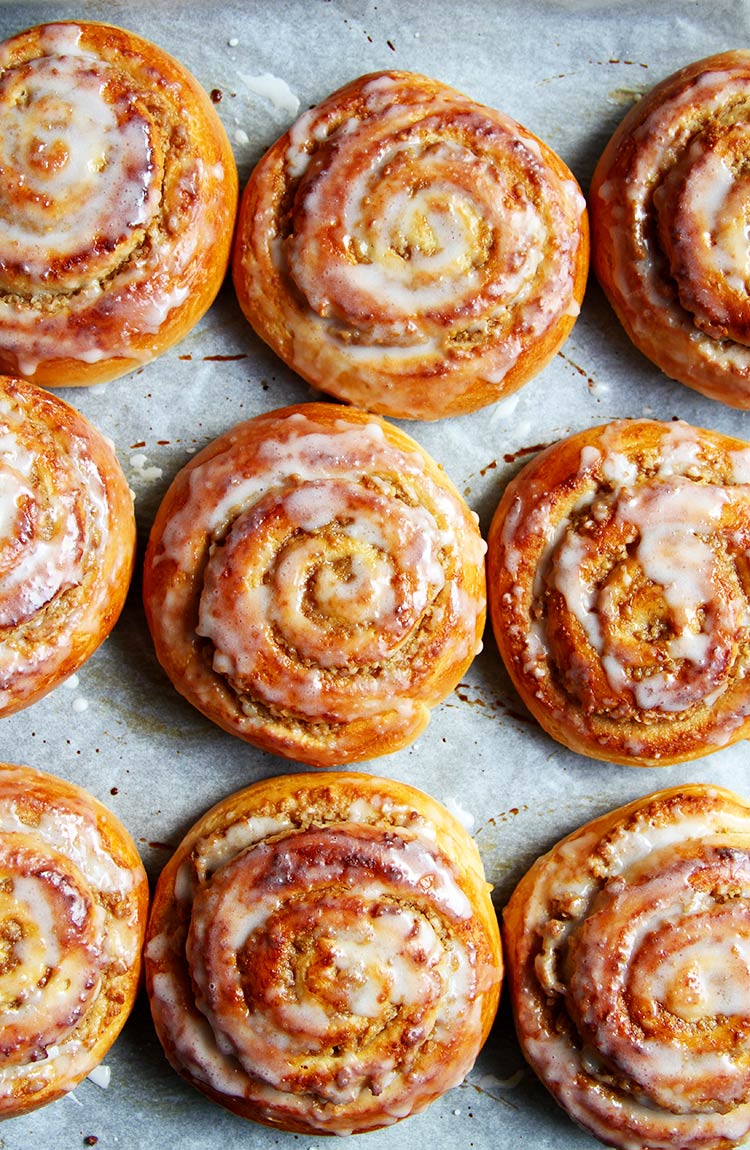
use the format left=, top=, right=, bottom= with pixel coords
left=591, top=51, right=750, bottom=408
left=142, top=402, right=486, bottom=766
left=0, top=763, right=149, bottom=1117
left=232, top=70, right=588, bottom=420
left=486, top=418, right=750, bottom=766
left=0, top=20, right=238, bottom=387
left=503, top=783, right=750, bottom=1150
left=145, top=771, right=502, bottom=1134
left=0, top=376, right=135, bottom=715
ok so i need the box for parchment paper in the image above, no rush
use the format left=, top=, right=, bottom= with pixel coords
left=0, top=2, right=749, bottom=1148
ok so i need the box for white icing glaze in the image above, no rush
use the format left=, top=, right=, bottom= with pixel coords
left=258, top=72, right=584, bottom=415
left=510, top=787, right=750, bottom=1150
left=152, top=411, right=484, bottom=735
left=196, top=477, right=450, bottom=712
left=238, top=71, right=300, bottom=116
left=0, top=56, right=158, bottom=278
left=0, top=388, right=117, bottom=700
left=0, top=766, right=145, bottom=1109
left=650, top=933, right=750, bottom=1021
left=593, top=62, right=750, bottom=403
left=731, top=448, right=750, bottom=483
left=0, top=865, right=103, bottom=1052
left=0, top=22, right=232, bottom=373
left=0, top=801, right=137, bottom=901
left=37, top=23, right=86, bottom=56
left=148, top=796, right=495, bottom=1134
left=86, top=1063, right=111, bottom=1089
left=517, top=424, right=750, bottom=722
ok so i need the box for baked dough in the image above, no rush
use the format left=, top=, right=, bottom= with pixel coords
left=232, top=70, right=588, bottom=420
left=591, top=51, right=750, bottom=407
left=0, top=763, right=148, bottom=1117
left=145, top=770, right=502, bottom=1134
left=142, top=402, right=487, bottom=766
left=0, top=375, right=135, bottom=714
left=487, top=418, right=750, bottom=765
left=0, top=20, right=238, bottom=386
left=503, top=783, right=750, bottom=1150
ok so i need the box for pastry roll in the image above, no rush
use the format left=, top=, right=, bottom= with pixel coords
left=486, top=418, right=750, bottom=766
left=0, top=763, right=148, bottom=1117
left=232, top=70, right=588, bottom=420
left=503, top=783, right=750, bottom=1150
left=0, top=376, right=135, bottom=715
left=145, top=771, right=502, bottom=1134
left=0, top=20, right=238, bottom=387
left=142, top=402, right=486, bottom=766
left=591, top=51, right=750, bottom=408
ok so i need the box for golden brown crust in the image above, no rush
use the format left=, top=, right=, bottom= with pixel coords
left=232, top=70, right=588, bottom=420
left=486, top=418, right=750, bottom=766
left=0, top=20, right=238, bottom=387
left=591, top=51, right=750, bottom=408
left=145, top=770, right=502, bottom=1135
left=0, top=375, right=135, bottom=714
left=0, top=762, right=148, bottom=1117
left=142, top=401, right=487, bottom=766
left=503, top=783, right=750, bottom=1150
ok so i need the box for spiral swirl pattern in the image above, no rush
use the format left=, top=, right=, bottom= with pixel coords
left=0, top=21, right=237, bottom=386
left=503, top=784, right=750, bottom=1150
left=0, top=835, right=103, bottom=1067
left=0, top=52, right=157, bottom=292
left=233, top=70, right=588, bottom=420
left=0, top=764, right=148, bottom=1116
left=487, top=418, right=750, bottom=765
left=591, top=51, right=750, bottom=408
left=143, top=403, right=487, bottom=766
left=145, top=772, right=502, bottom=1134
left=0, top=375, right=134, bottom=715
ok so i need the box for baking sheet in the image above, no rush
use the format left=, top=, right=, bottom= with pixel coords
left=1, top=0, right=750, bottom=1147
